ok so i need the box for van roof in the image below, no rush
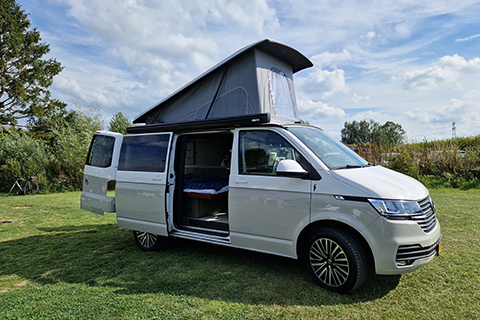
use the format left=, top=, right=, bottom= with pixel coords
left=133, top=39, right=313, bottom=125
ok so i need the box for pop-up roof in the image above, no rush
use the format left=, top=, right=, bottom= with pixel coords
left=133, top=39, right=313, bottom=125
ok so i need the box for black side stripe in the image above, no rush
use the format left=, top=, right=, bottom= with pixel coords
left=335, top=196, right=370, bottom=202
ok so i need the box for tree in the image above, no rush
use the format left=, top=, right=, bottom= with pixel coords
left=108, top=112, right=132, bottom=134
left=375, top=121, right=405, bottom=145
left=0, top=104, right=104, bottom=192
left=299, top=118, right=310, bottom=125
left=341, top=119, right=375, bottom=144
left=0, top=0, right=65, bottom=126
left=341, top=119, right=405, bottom=145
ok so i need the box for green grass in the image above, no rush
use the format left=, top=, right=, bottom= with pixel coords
left=1, top=190, right=479, bottom=319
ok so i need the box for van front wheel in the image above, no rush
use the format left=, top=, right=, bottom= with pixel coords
left=133, top=231, right=168, bottom=251
left=306, top=228, right=367, bottom=293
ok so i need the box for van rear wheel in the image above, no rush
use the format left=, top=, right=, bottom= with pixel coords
left=306, top=228, right=367, bottom=293
left=133, top=231, right=168, bottom=251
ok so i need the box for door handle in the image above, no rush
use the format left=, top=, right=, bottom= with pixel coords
left=234, top=179, right=248, bottom=184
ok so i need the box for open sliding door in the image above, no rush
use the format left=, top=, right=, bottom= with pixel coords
left=115, top=133, right=173, bottom=237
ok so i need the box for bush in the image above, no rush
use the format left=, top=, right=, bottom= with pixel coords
left=45, top=106, right=104, bottom=192
left=0, top=105, right=103, bottom=193
left=2, top=111, right=479, bottom=192
left=352, top=135, right=480, bottom=189
left=0, top=131, right=50, bottom=192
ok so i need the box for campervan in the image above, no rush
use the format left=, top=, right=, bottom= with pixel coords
left=81, top=40, right=442, bottom=293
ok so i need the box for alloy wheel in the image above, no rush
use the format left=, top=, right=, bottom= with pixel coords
left=309, top=237, right=350, bottom=287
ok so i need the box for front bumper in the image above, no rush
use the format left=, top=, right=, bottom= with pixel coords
left=396, top=234, right=442, bottom=267
left=367, top=215, right=442, bottom=275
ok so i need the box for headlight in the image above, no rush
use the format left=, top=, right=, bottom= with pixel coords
left=368, top=198, right=422, bottom=219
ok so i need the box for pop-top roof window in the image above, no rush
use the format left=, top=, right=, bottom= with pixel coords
left=268, top=66, right=296, bottom=119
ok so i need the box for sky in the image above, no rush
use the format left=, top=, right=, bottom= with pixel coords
left=17, top=0, right=480, bottom=141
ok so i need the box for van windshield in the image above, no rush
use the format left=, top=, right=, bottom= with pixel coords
left=288, top=126, right=369, bottom=169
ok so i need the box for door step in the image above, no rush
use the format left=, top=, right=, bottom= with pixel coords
left=170, top=229, right=231, bottom=244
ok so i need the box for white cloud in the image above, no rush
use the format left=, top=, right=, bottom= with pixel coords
left=51, top=54, right=144, bottom=108
left=463, top=89, right=480, bottom=102
left=208, top=0, right=280, bottom=33
left=311, top=49, right=351, bottom=68
left=347, top=110, right=391, bottom=124
left=20, top=0, right=480, bottom=140
left=399, top=90, right=480, bottom=139
left=404, top=98, right=464, bottom=123
left=54, top=0, right=279, bottom=87
left=402, top=54, right=480, bottom=90
left=402, top=65, right=457, bottom=90
left=61, top=1, right=219, bottom=69
left=454, top=90, right=480, bottom=136
left=297, top=97, right=346, bottom=119
left=456, top=33, right=480, bottom=42
left=297, top=67, right=350, bottom=99
left=405, top=92, right=480, bottom=140
left=394, top=22, right=413, bottom=39
left=38, top=0, right=282, bottom=120
left=352, top=93, right=370, bottom=103
left=437, top=54, right=480, bottom=73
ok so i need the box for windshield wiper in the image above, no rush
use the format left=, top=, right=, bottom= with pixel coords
left=331, top=164, right=363, bottom=170
left=332, top=163, right=377, bottom=170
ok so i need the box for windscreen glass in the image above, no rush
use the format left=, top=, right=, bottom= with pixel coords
left=288, top=126, right=368, bottom=169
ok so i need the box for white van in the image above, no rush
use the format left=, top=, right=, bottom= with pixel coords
left=80, top=40, right=441, bottom=293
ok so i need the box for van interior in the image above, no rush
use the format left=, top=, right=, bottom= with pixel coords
left=173, top=132, right=233, bottom=236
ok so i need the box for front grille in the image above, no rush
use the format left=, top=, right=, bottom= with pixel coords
left=411, top=196, right=437, bottom=233
left=396, top=236, right=442, bottom=266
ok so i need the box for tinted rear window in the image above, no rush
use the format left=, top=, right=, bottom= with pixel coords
left=118, top=134, right=170, bottom=172
left=86, top=135, right=115, bottom=168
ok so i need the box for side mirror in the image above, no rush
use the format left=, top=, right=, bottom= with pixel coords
left=276, top=159, right=309, bottom=178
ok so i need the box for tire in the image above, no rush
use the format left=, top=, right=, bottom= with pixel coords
left=24, top=181, right=39, bottom=195
left=305, top=228, right=367, bottom=294
left=7, top=184, right=16, bottom=197
left=133, top=231, right=168, bottom=251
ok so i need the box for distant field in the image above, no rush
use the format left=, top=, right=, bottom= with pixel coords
left=1, top=189, right=479, bottom=319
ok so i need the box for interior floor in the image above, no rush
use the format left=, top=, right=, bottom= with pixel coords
left=182, top=212, right=229, bottom=231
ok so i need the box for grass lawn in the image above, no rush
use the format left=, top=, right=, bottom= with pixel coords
left=0, top=189, right=479, bottom=319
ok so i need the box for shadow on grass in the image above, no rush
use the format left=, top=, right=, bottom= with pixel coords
left=0, top=224, right=400, bottom=305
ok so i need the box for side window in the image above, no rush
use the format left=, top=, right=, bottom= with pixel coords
left=118, top=134, right=170, bottom=172
left=86, top=135, right=115, bottom=168
left=239, top=130, right=302, bottom=175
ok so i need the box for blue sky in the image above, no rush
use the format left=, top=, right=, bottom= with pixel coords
left=19, top=0, right=480, bottom=141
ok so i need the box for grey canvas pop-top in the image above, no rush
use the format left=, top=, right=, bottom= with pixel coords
left=133, top=39, right=313, bottom=126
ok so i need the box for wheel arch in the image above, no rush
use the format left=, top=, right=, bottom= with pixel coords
left=296, top=219, right=374, bottom=267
